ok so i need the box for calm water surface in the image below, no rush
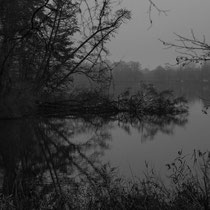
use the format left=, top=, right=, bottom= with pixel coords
left=0, top=82, right=210, bottom=194
left=66, top=82, right=210, bottom=178
left=103, top=99, right=210, bottom=178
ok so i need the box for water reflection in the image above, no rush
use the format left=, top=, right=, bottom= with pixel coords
left=0, top=105, right=188, bottom=208
left=0, top=118, right=113, bottom=207
left=117, top=113, right=188, bottom=141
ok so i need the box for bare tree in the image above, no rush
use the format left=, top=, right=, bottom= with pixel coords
left=0, top=0, right=171, bottom=117
left=0, top=0, right=131, bottom=97
left=160, top=31, right=210, bottom=67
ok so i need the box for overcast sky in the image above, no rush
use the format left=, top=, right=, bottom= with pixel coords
left=108, top=0, right=210, bottom=69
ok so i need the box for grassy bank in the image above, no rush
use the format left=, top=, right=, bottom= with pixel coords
left=65, top=150, right=210, bottom=210
left=1, top=150, right=209, bottom=210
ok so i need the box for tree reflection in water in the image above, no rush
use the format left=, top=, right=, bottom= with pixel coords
left=117, top=112, right=188, bottom=141
left=0, top=111, right=188, bottom=209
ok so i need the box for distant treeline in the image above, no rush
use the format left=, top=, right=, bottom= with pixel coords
left=112, top=60, right=210, bottom=84
left=74, top=60, right=210, bottom=90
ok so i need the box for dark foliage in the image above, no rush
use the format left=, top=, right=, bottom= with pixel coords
left=37, top=84, right=188, bottom=119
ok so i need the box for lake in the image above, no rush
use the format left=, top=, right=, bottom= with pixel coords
left=73, top=81, right=210, bottom=179
left=103, top=98, right=210, bottom=178
left=0, top=81, right=210, bottom=198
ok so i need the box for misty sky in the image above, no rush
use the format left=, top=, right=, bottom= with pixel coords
left=108, top=0, right=210, bottom=69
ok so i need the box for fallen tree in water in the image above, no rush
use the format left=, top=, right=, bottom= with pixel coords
left=38, top=84, right=188, bottom=119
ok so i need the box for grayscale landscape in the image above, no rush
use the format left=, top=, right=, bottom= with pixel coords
left=1, top=0, right=210, bottom=209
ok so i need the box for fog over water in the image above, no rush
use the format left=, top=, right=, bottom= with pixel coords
left=1, top=0, right=210, bottom=208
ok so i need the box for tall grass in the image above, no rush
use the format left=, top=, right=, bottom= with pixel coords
left=2, top=150, right=209, bottom=210
left=75, top=150, right=210, bottom=210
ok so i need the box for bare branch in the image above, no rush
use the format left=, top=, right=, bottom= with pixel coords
left=147, top=0, right=169, bottom=28
left=160, top=31, right=210, bottom=66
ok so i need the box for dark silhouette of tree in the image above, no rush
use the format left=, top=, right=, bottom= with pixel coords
left=0, top=2, right=130, bottom=97
left=0, top=0, right=131, bottom=117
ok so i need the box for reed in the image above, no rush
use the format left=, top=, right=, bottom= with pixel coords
left=1, top=150, right=209, bottom=210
